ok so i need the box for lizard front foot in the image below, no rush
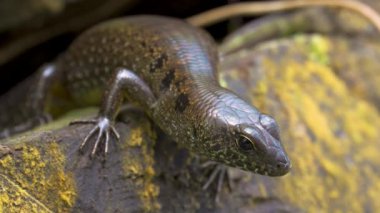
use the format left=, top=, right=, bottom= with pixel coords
left=70, top=117, right=120, bottom=157
left=201, top=161, right=232, bottom=204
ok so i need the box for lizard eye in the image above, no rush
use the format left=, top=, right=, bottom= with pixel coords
left=236, top=135, right=256, bottom=151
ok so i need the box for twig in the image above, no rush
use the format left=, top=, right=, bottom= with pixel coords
left=186, top=0, right=380, bottom=33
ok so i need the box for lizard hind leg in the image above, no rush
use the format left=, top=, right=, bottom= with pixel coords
left=70, top=68, right=156, bottom=158
left=0, top=63, right=58, bottom=139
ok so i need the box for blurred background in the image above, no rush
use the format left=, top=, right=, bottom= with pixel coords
left=0, top=0, right=230, bottom=95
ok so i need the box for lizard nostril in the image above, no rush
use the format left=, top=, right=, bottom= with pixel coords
left=276, top=161, right=291, bottom=171
left=275, top=152, right=291, bottom=172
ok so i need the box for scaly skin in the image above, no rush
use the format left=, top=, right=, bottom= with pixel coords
left=0, top=16, right=290, bottom=176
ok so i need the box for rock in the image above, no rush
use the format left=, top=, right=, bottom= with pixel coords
left=219, top=33, right=380, bottom=212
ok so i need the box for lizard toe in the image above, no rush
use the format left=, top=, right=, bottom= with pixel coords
left=71, top=117, right=120, bottom=158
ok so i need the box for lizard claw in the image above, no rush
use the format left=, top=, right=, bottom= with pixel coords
left=70, top=117, right=120, bottom=157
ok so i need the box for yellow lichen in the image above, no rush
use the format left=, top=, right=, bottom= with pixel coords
left=0, top=141, right=77, bottom=212
left=122, top=127, right=161, bottom=212
left=222, top=35, right=380, bottom=212
left=258, top=183, right=268, bottom=197
left=127, top=163, right=143, bottom=175
left=128, top=128, right=144, bottom=147
left=259, top=41, right=380, bottom=212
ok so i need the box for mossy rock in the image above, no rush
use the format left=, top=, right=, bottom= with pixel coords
left=219, top=34, right=380, bottom=212
left=0, top=108, right=161, bottom=212
left=220, top=0, right=380, bottom=109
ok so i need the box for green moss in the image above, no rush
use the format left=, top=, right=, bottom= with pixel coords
left=295, top=34, right=330, bottom=65
left=36, top=108, right=98, bottom=132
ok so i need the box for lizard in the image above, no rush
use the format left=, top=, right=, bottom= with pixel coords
left=0, top=15, right=290, bottom=176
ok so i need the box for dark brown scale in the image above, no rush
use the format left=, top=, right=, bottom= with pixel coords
left=175, top=93, right=190, bottom=113
left=160, top=68, right=175, bottom=91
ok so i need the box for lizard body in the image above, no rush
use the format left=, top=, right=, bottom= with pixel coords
left=0, top=15, right=290, bottom=176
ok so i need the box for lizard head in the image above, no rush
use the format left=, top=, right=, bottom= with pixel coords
left=203, top=94, right=291, bottom=176
left=230, top=113, right=291, bottom=176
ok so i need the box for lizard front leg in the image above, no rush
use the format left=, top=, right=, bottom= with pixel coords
left=70, top=68, right=156, bottom=157
left=201, top=161, right=232, bottom=204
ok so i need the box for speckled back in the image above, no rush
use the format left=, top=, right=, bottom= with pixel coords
left=57, top=15, right=219, bottom=106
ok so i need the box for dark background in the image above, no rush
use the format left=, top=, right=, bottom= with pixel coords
left=0, top=0, right=262, bottom=95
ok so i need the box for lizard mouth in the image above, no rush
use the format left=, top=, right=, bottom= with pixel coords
left=253, top=160, right=291, bottom=176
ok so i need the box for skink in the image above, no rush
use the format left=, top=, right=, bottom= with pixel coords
left=0, top=15, right=290, bottom=176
